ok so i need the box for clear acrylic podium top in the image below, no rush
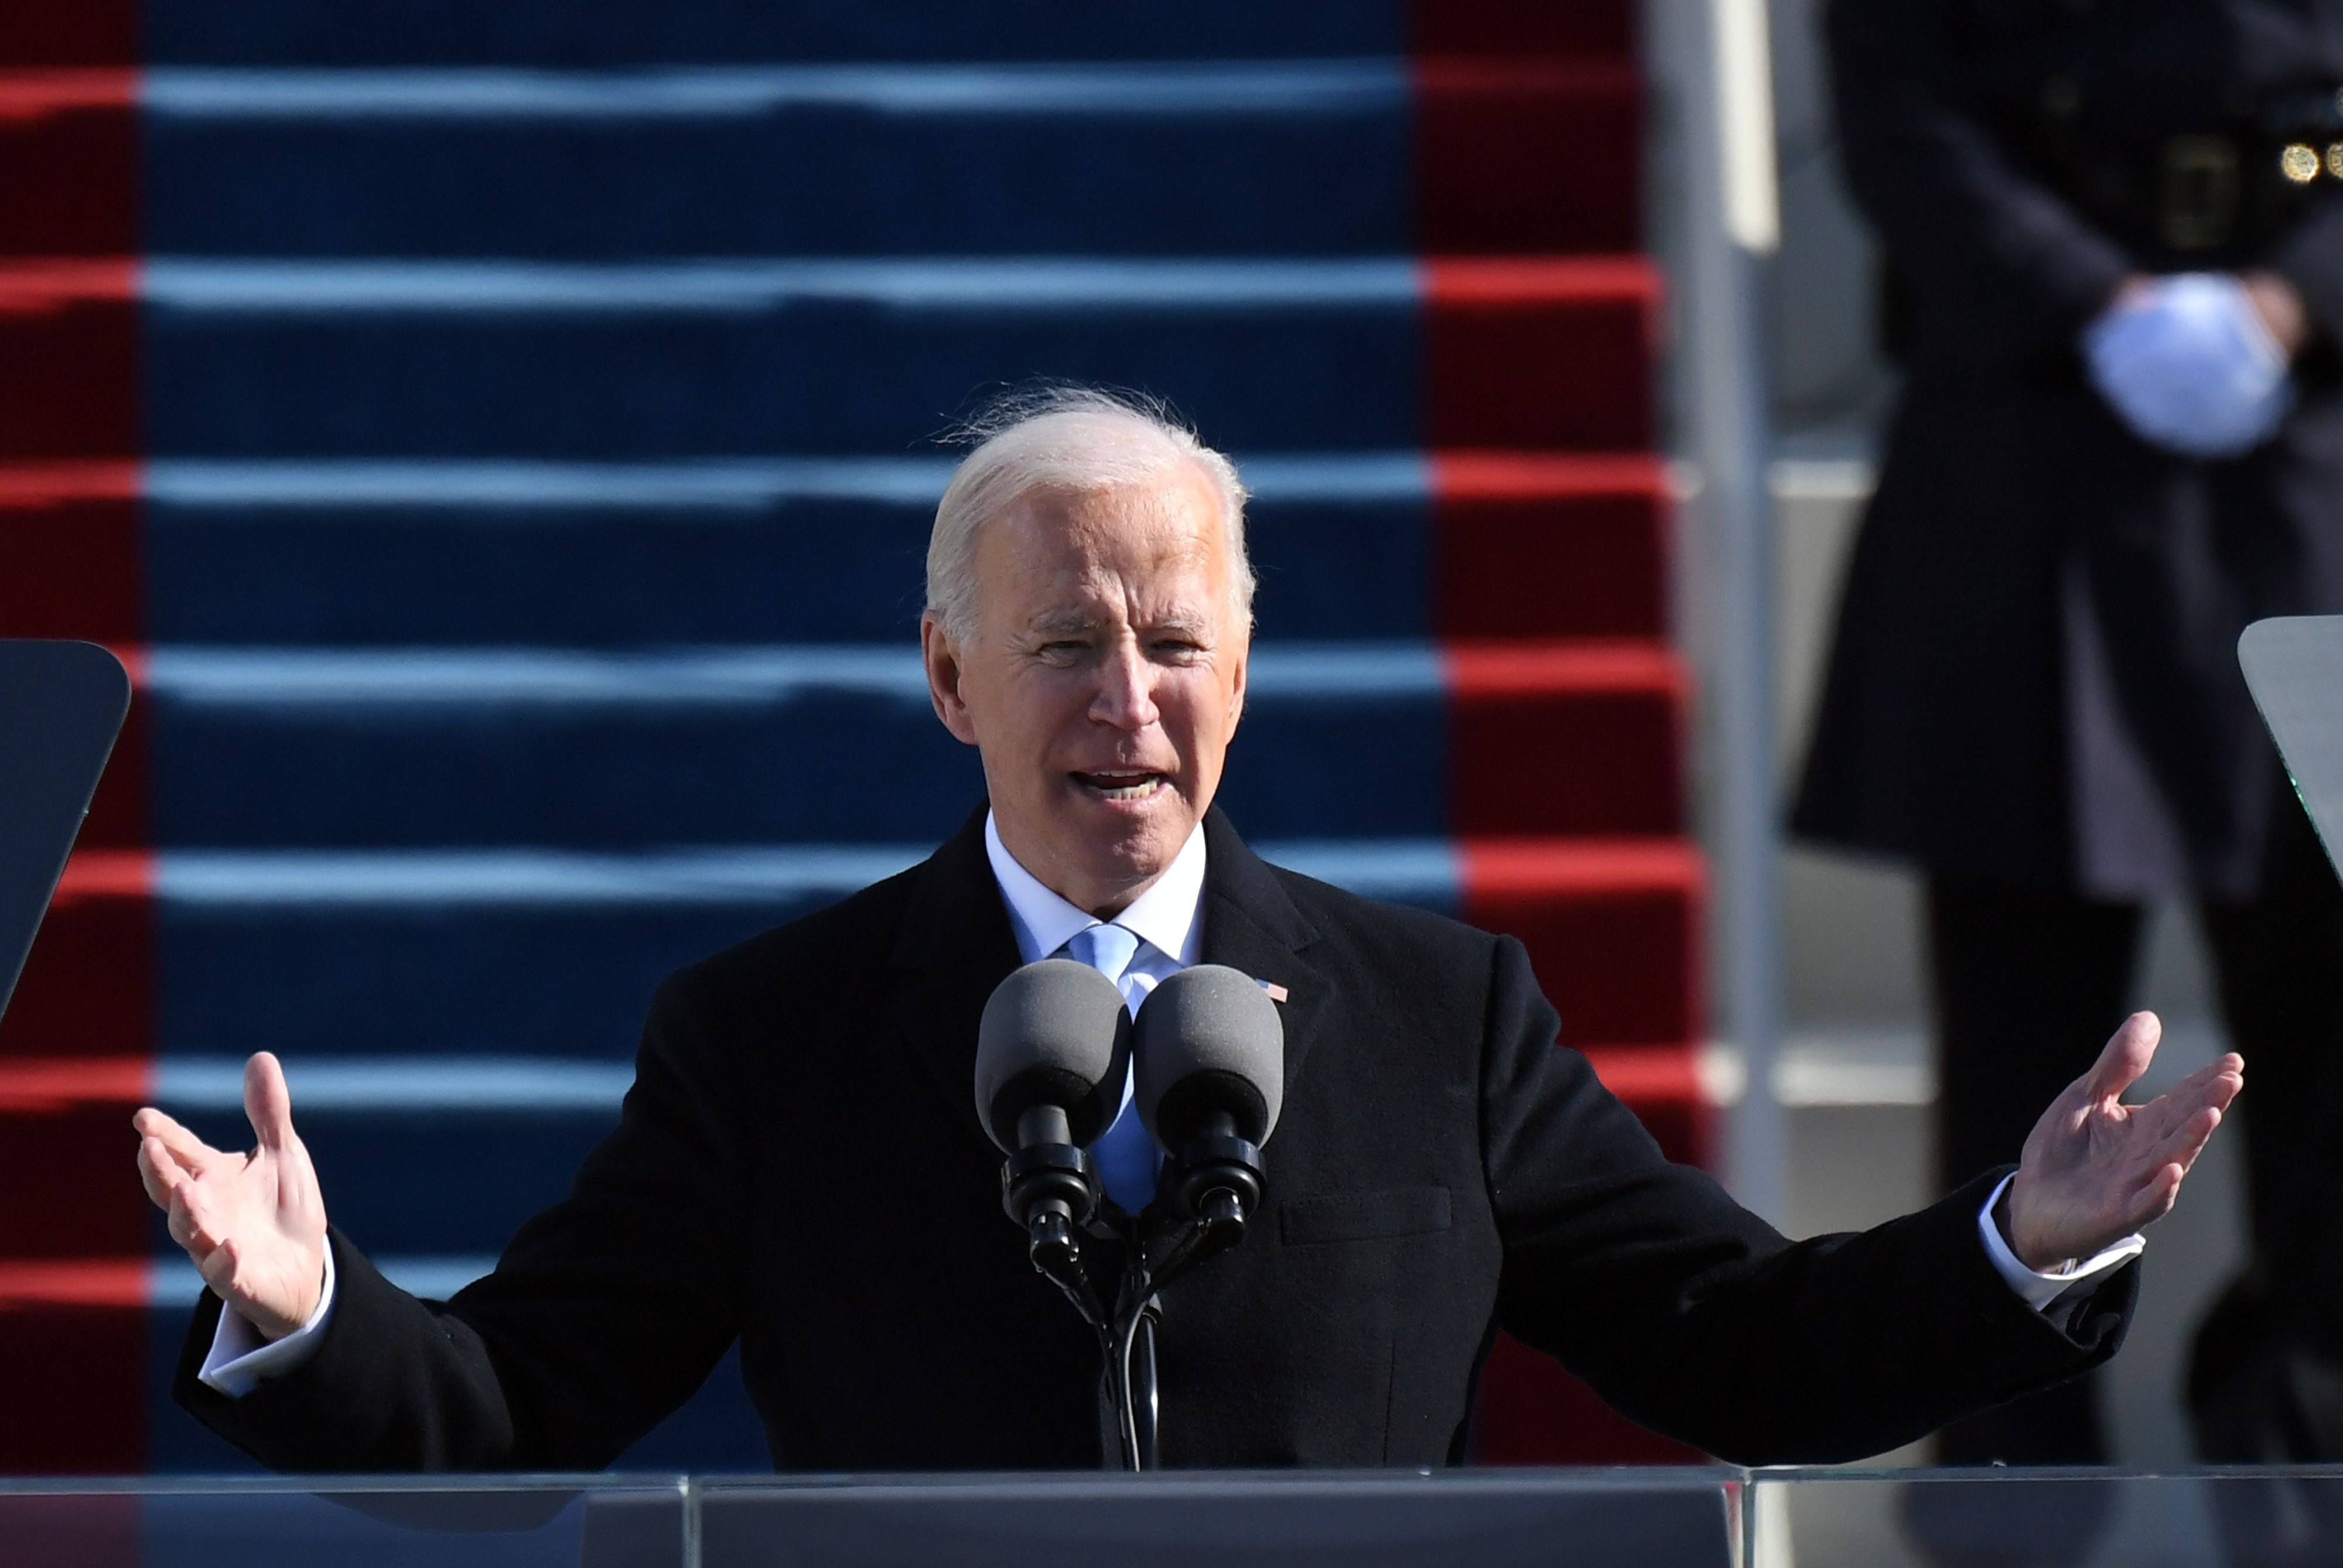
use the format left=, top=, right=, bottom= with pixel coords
left=9, top=1467, right=2343, bottom=1567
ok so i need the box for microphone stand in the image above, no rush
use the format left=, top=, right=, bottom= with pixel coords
left=1102, top=1110, right=1268, bottom=1470
left=999, top=1112, right=1265, bottom=1471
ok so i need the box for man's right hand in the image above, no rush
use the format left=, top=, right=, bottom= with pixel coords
left=134, top=1052, right=328, bottom=1339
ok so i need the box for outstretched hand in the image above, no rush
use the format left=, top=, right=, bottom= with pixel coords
left=132, top=1052, right=328, bottom=1339
left=2004, top=1012, right=2242, bottom=1271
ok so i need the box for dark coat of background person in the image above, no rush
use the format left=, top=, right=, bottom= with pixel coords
left=1796, top=0, right=2343, bottom=1480
left=1797, top=0, right=2343, bottom=899
left=172, top=808, right=2128, bottom=1472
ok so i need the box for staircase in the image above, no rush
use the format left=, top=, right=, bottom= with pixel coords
left=0, top=0, right=1705, bottom=1471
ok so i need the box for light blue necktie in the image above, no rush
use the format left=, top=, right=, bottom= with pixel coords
left=1061, top=923, right=1157, bottom=1212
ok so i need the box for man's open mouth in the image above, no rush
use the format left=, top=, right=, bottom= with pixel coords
left=1073, top=769, right=1169, bottom=801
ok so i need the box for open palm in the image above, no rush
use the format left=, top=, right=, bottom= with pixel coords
left=2004, top=1012, right=2243, bottom=1270
left=132, top=1052, right=328, bottom=1339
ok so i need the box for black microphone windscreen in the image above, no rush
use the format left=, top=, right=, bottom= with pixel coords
left=975, top=958, right=1131, bottom=1152
left=1132, top=964, right=1285, bottom=1149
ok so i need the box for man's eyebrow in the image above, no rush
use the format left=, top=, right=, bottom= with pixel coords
left=1022, top=610, right=1104, bottom=637
left=1142, top=613, right=1214, bottom=638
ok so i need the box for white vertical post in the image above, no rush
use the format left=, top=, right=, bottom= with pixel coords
left=1680, top=0, right=1786, bottom=1223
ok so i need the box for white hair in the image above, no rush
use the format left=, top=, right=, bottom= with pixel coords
left=924, top=385, right=1255, bottom=643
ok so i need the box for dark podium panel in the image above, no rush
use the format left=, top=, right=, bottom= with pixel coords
left=0, top=1473, right=1733, bottom=1568
left=0, top=640, right=131, bottom=1020
left=0, top=1477, right=689, bottom=1568
left=697, top=1471, right=1737, bottom=1568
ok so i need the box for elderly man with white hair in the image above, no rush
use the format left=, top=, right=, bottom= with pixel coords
left=137, top=387, right=2240, bottom=1471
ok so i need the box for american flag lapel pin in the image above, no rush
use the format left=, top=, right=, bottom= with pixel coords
left=1256, top=978, right=1290, bottom=1003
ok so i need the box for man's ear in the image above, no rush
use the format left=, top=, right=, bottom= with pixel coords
left=921, top=614, right=982, bottom=746
left=1224, top=628, right=1249, bottom=739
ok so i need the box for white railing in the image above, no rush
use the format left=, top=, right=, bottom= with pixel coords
left=1664, top=0, right=1787, bottom=1222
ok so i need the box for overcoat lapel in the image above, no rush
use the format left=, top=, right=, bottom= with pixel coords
left=1196, top=807, right=1330, bottom=1096
left=888, top=804, right=1023, bottom=1149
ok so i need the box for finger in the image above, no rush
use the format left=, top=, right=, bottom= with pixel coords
left=131, top=1109, right=214, bottom=1174
left=2143, top=1056, right=2246, bottom=1139
left=2144, top=1102, right=2223, bottom=1175
left=244, top=1053, right=296, bottom=1153
left=2170, top=1060, right=2245, bottom=1126
left=166, top=1186, right=200, bottom=1252
left=2124, top=1161, right=2187, bottom=1231
left=2166, top=1051, right=2245, bottom=1100
left=138, top=1136, right=190, bottom=1211
left=2086, top=1012, right=2162, bottom=1102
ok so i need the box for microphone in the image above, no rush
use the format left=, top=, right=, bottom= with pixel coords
left=975, top=959, right=1130, bottom=1275
left=1133, top=964, right=1283, bottom=1248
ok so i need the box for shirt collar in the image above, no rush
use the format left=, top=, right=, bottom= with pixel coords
left=983, top=810, right=1208, bottom=967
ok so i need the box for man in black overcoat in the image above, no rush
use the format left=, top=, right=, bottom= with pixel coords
left=1798, top=0, right=2343, bottom=1467
left=136, top=390, right=2240, bottom=1471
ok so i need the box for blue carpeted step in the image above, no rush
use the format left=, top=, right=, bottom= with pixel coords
left=139, top=64, right=1421, bottom=259
left=153, top=848, right=925, bottom=1061
left=136, top=2, right=1579, bottom=68
left=134, top=841, right=1455, bottom=1062
left=138, top=456, right=1440, bottom=644
left=116, top=258, right=1648, bottom=458
left=133, top=644, right=1679, bottom=848
left=138, top=645, right=1411, bottom=847
left=159, top=1087, right=620, bottom=1255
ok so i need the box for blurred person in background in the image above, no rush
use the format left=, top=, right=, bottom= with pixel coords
left=1797, top=0, right=2343, bottom=1475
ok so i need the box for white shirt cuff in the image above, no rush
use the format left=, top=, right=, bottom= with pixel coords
left=1976, top=1173, right=2144, bottom=1313
left=196, top=1245, right=337, bottom=1398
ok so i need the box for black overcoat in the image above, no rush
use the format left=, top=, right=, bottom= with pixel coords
left=175, top=807, right=2126, bottom=1469
left=1796, top=0, right=2343, bottom=896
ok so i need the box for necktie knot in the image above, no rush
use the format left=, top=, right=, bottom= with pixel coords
left=1064, top=922, right=1140, bottom=988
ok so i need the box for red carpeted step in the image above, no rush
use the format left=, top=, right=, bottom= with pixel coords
left=0, top=73, right=139, bottom=255
left=0, top=853, right=153, bottom=1066
left=0, top=1, right=135, bottom=70
left=1462, top=837, right=1702, bottom=1050
left=0, top=1275, right=147, bottom=1476
left=1416, top=60, right=1640, bottom=255
left=0, top=862, right=156, bottom=1306
left=1583, top=1043, right=1710, bottom=1169
left=1447, top=641, right=1685, bottom=839
left=1433, top=454, right=1669, bottom=642
left=1413, top=0, right=1637, bottom=60
left=0, top=261, right=138, bottom=460
left=1425, top=258, right=1657, bottom=452
left=0, top=463, right=144, bottom=641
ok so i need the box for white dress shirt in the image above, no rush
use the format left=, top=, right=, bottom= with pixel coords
left=199, top=811, right=2137, bottom=1395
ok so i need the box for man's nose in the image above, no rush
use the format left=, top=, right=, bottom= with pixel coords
left=1091, top=641, right=1160, bottom=730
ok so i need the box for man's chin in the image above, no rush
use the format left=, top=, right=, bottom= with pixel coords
left=1045, top=792, right=1196, bottom=898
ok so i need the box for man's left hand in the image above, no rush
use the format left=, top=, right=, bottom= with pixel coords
left=2004, top=1012, right=2242, bottom=1272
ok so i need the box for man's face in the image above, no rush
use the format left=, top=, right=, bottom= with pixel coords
left=921, top=467, right=1249, bottom=917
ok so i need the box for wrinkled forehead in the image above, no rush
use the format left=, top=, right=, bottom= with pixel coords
left=980, top=476, right=1230, bottom=621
